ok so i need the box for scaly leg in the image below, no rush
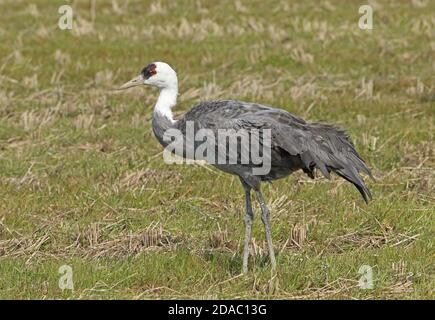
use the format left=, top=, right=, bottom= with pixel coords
left=241, top=181, right=254, bottom=274
left=255, top=189, right=276, bottom=271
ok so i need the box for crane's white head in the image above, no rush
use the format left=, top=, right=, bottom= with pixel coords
left=118, top=62, right=178, bottom=91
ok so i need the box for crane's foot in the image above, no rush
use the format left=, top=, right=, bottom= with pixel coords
left=267, top=272, right=279, bottom=294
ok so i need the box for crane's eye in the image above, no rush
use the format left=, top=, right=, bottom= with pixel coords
left=141, top=63, right=157, bottom=79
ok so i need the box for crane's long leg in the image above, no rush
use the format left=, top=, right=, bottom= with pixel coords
left=255, top=189, right=276, bottom=271
left=241, top=181, right=254, bottom=274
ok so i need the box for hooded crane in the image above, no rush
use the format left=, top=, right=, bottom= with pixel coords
left=118, top=62, right=373, bottom=274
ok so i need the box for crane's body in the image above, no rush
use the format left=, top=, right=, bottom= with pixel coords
left=119, top=62, right=373, bottom=273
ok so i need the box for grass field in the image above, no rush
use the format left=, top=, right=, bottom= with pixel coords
left=0, top=0, right=433, bottom=299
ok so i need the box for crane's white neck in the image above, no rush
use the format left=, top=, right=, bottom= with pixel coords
left=154, top=86, right=178, bottom=123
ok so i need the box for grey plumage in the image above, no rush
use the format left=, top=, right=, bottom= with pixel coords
left=155, top=99, right=373, bottom=203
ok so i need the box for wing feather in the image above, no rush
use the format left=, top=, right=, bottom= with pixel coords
left=177, top=100, right=373, bottom=202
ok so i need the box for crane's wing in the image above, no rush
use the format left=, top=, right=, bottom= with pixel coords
left=179, top=100, right=373, bottom=202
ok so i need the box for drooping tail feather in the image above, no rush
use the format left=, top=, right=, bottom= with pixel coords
left=335, top=168, right=372, bottom=203
left=271, top=114, right=374, bottom=202
left=307, top=123, right=374, bottom=203
left=277, top=121, right=373, bottom=202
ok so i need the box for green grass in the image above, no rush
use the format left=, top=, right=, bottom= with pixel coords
left=0, top=0, right=433, bottom=299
